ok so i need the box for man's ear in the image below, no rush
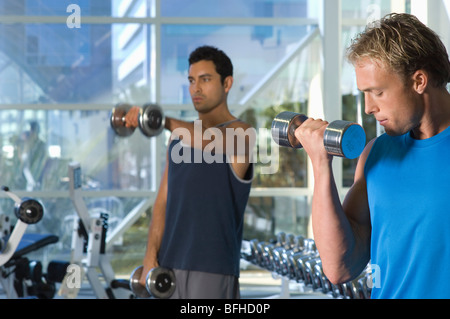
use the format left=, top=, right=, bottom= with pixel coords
left=411, top=69, right=428, bottom=94
left=223, top=76, right=233, bottom=93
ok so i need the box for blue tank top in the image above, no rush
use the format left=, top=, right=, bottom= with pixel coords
left=158, top=138, right=253, bottom=277
left=365, top=126, right=450, bottom=298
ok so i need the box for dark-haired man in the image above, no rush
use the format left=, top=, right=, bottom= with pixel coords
left=127, top=46, right=254, bottom=298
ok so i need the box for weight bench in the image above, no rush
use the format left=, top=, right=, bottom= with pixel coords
left=1, top=233, right=59, bottom=299
left=8, top=233, right=59, bottom=262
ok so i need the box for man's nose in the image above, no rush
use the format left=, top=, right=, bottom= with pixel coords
left=364, top=93, right=378, bottom=115
left=191, top=82, right=201, bottom=94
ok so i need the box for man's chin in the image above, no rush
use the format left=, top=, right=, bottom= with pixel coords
left=384, top=128, right=408, bottom=137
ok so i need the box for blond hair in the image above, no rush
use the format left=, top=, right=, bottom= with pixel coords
left=347, top=13, right=450, bottom=88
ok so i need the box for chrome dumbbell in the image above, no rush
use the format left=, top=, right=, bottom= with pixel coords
left=110, top=103, right=165, bottom=138
left=271, top=111, right=366, bottom=159
left=129, top=265, right=176, bottom=299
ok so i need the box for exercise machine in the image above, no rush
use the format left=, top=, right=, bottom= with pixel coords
left=57, top=162, right=133, bottom=299
left=0, top=187, right=59, bottom=298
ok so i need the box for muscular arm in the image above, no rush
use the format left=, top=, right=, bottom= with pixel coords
left=126, top=106, right=254, bottom=179
left=139, top=151, right=169, bottom=285
left=295, top=119, right=373, bottom=284
left=166, top=117, right=255, bottom=180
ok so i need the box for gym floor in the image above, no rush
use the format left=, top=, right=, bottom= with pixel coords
left=0, top=269, right=332, bottom=299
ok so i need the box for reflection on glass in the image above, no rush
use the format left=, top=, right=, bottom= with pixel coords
left=0, top=0, right=318, bottom=19
left=0, top=0, right=111, bottom=16
left=0, top=23, right=113, bottom=103
left=0, top=110, right=153, bottom=192
left=161, top=0, right=311, bottom=18
left=160, top=24, right=311, bottom=105
left=341, top=0, right=392, bottom=20
left=0, top=22, right=153, bottom=105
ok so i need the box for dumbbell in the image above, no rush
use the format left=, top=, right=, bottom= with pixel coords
left=129, top=265, right=176, bottom=299
left=304, top=256, right=322, bottom=289
left=271, top=111, right=366, bottom=159
left=294, top=239, right=318, bottom=283
left=313, top=260, right=333, bottom=295
left=262, top=243, right=277, bottom=271
left=110, top=103, right=165, bottom=137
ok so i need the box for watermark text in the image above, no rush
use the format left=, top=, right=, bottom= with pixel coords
left=66, top=4, right=81, bottom=28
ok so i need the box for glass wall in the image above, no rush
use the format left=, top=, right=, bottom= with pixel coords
left=0, top=0, right=448, bottom=279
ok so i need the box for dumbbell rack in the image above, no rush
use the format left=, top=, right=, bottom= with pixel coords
left=59, top=162, right=132, bottom=299
left=241, top=233, right=373, bottom=299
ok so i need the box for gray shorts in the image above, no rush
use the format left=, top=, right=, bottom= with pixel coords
left=169, top=269, right=240, bottom=299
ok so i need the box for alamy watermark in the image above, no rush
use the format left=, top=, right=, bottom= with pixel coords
left=58, top=263, right=83, bottom=298
left=366, top=4, right=381, bottom=27
left=66, top=4, right=81, bottom=29
left=367, top=264, right=381, bottom=289
left=64, top=263, right=83, bottom=289
left=169, top=120, right=280, bottom=175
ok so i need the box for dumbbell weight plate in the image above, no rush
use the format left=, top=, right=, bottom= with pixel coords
left=323, top=120, right=366, bottom=160
left=271, top=111, right=308, bottom=148
left=146, top=267, right=176, bottom=299
left=139, top=104, right=165, bottom=137
left=129, top=266, right=151, bottom=298
left=110, top=103, right=136, bottom=137
left=15, top=198, right=44, bottom=224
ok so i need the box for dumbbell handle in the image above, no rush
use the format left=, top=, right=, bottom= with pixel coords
left=271, top=111, right=366, bottom=159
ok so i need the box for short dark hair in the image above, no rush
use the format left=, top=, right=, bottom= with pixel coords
left=347, top=13, right=450, bottom=88
left=188, top=46, right=233, bottom=84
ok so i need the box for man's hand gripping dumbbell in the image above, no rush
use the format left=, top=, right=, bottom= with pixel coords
left=271, top=111, right=366, bottom=159
left=129, top=265, right=176, bottom=299
left=110, top=103, right=165, bottom=137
